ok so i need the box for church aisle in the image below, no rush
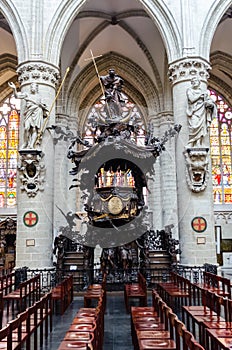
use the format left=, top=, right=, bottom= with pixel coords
left=103, top=292, right=133, bottom=349
left=40, top=291, right=133, bottom=350
left=40, top=296, right=83, bottom=349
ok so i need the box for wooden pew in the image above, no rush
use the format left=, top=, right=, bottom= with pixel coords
left=0, top=272, right=15, bottom=296
left=131, top=301, right=176, bottom=350
left=51, top=274, right=73, bottom=314
left=3, top=274, right=41, bottom=314
left=58, top=310, right=98, bottom=349
left=24, top=291, right=53, bottom=350
left=35, top=292, right=53, bottom=348
left=196, top=271, right=231, bottom=298
left=124, top=272, right=147, bottom=313
left=204, top=298, right=232, bottom=350
left=58, top=284, right=105, bottom=350
left=10, top=309, right=29, bottom=348
left=183, top=290, right=232, bottom=347
left=83, top=273, right=106, bottom=310
left=0, top=325, right=11, bottom=349
left=134, top=290, right=206, bottom=350
left=156, top=271, right=191, bottom=308
left=0, top=291, right=52, bottom=350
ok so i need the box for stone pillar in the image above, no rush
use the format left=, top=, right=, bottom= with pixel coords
left=168, top=58, right=217, bottom=265
left=53, top=114, right=78, bottom=233
left=147, top=116, right=162, bottom=230
left=15, top=61, right=59, bottom=268
left=147, top=114, right=179, bottom=236
left=159, top=113, right=179, bottom=239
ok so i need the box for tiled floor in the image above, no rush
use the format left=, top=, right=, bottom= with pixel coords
left=103, top=293, right=133, bottom=350
left=39, top=296, right=83, bottom=350
left=40, top=291, right=134, bottom=350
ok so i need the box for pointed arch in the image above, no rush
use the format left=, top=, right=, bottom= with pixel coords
left=199, top=0, right=232, bottom=59
left=45, top=0, right=182, bottom=65
left=66, top=52, right=159, bottom=131
left=210, top=51, right=232, bottom=102
left=63, top=13, right=163, bottom=99
left=0, top=54, right=18, bottom=102
left=139, top=0, right=182, bottom=61
left=0, top=0, right=29, bottom=62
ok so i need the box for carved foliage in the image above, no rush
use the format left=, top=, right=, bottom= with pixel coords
left=17, top=62, right=60, bottom=86
left=18, top=150, right=45, bottom=197
left=168, top=58, right=211, bottom=84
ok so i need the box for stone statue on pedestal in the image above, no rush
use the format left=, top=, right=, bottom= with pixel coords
left=186, top=77, right=217, bottom=147
left=100, top=68, right=125, bottom=120
left=8, top=82, right=48, bottom=149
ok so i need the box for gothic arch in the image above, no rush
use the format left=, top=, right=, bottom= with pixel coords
left=45, top=0, right=182, bottom=65
left=62, top=11, right=163, bottom=100
left=199, top=0, right=232, bottom=59
left=0, top=0, right=28, bottom=61
left=210, top=51, right=232, bottom=102
left=66, top=52, right=159, bottom=132
left=0, top=54, right=17, bottom=102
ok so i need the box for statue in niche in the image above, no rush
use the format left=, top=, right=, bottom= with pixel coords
left=8, top=82, right=48, bottom=149
left=186, top=77, right=217, bottom=147
left=100, top=68, right=125, bottom=119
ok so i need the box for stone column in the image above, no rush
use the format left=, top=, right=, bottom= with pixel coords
left=53, top=113, right=79, bottom=239
left=168, top=58, right=217, bottom=265
left=159, top=113, right=179, bottom=239
left=147, top=113, right=179, bottom=237
left=15, top=61, right=59, bottom=268
left=147, top=116, right=162, bottom=230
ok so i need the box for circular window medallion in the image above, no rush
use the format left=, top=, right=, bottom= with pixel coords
left=23, top=211, right=38, bottom=227
left=191, top=216, right=207, bottom=233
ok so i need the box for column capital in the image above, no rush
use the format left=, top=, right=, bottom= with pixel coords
left=168, top=57, right=211, bottom=85
left=17, top=61, right=60, bottom=88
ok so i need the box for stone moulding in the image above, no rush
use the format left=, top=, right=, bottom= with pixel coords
left=184, top=147, right=209, bottom=192
left=18, top=149, right=45, bottom=197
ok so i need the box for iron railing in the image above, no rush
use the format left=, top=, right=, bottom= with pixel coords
left=14, top=263, right=218, bottom=293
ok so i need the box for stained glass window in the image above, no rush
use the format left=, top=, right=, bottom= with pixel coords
left=0, top=96, right=20, bottom=208
left=209, top=90, right=232, bottom=204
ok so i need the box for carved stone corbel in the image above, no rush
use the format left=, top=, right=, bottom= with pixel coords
left=18, top=150, right=45, bottom=197
left=184, top=148, right=209, bottom=192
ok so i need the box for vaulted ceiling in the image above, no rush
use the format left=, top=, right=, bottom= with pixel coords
left=1, top=1, right=232, bottom=104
